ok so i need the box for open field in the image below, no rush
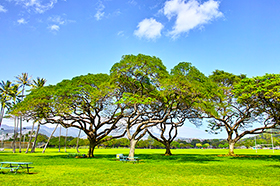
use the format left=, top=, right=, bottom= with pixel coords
left=1, top=148, right=280, bottom=186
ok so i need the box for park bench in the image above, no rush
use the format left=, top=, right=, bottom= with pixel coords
left=116, top=154, right=140, bottom=163
left=0, top=162, right=33, bottom=174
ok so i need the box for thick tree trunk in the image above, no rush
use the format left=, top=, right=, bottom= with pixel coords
left=164, top=142, right=172, bottom=156
left=88, top=138, right=96, bottom=158
left=128, top=139, right=138, bottom=158
left=31, top=123, right=40, bottom=153
left=42, top=124, right=58, bottom=153
left=228, top=141, right=235, bottom=156
left=25, top=122, right=35, bottom=153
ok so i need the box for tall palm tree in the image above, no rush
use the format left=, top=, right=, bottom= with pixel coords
left=29, top=77, right=46, bottom=153
left=15, top=73, right=32, bottom=153
left=8, top=84, right=21, bottom=153
left=31, top=77, right=47, bottom=89
left=0, top=80, right=15, bottom=127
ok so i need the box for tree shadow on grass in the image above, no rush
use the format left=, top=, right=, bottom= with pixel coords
left=94, top=153, right=221, bottom=164
left=229, top=154, right=280, bottom=162
left=266, top=165, right=280, bottom=169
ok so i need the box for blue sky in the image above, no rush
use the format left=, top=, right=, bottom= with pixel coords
left=1, top=0, right=280, bottom=139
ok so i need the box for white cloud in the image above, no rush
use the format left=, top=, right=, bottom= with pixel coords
left=17, top=18, right=27, bottom=24
left=8, top=0, right=57, bottom=14
left=117, top=31, right=124, bottom=37
left=134, top=18, right=164, bottom=40
left=48, top=24, right=60, bottom=31
left=48, top=15, right=65, bottom=25
left=47, top=15, right=73, bottom=32
left=128, top=0, right=137, bottom=6
left=0, top=5, right=7, bottom=13
left=94, top=1, right=105, bottom=21
left=163, top=0, right=223, bottom=38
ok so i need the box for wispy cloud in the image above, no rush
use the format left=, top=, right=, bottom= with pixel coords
left=117, top=31, right=124, bottom=37
left=134, top=18, right=164, bottom=40
left=17, top=18, right=28, bottom=24
left=163, top=0, right=223, bottom=38
left=94, top=1, right=105, bottom=21
left=8, top=0, right=58, bottom=14
left=0, top=5, right=7, bottom=13
left=48, top=15, right=66, bottom=25
left=48, top=24, right=60, bottom=31
left=128, top=0, right=137, bottom=6
left=47, top=15, right=74, bottom=32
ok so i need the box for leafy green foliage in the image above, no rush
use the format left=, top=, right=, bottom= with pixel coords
left=234, top=73, right=280, bottom=126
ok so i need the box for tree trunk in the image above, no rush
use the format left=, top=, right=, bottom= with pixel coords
left=88, top=138, right=96, bottom=158
left=0, top=107, right=4, bottom=127
left=19, top=117, right=22, bottom=153
left=31, top=123, right=40, bottom=153
left=58, top=125, right=61, bottom=152
left=0, top=107, right=5, bottom=127
left=25, top=122, right=35, bottom=153
left=76, top=129, right=81, bottom=153
left=164, top=142, right=172, bottom=156
left=128, top=139, right=138, bottom=158
left=228, top=141, right=235, bottom=156
left=12, top=117, right=17, bottom=153
left=65, top=128, right=68, bottom=153
left=42, top=124, right=58, bottom=153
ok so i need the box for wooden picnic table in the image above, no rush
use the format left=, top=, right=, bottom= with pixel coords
left=0, top=162, right=33, bottom=174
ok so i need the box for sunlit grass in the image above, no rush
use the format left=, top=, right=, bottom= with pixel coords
left=1, top=148, right=280, bottom=185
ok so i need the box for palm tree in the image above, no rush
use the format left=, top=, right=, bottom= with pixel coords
left=0, top=81, right=20, bottom=153
left=29, top=77, right=46, bottom=153
left=0, top=80, right=15, bottom=127
left=31, top=77, right=47, bottom=89
left=15, top=73, right=32, bottom=153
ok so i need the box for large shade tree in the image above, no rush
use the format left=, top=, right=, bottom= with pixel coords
left=147, top=62, right=209, bottom=155
left=12, top=73, right=125, bottom=157
left=201, top=70, right=280, bottom=156
left=110, top=54, right=173, bottom=158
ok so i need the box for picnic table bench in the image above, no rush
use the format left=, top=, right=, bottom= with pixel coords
left=116, top=154, right=140, bottom=163
left=0, top=162, right=33, bottom=174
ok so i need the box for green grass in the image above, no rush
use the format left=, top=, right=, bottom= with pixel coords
left=1, top=148, right=280, bottom=185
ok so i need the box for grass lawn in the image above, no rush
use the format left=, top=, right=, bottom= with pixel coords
left=0, top=148, right=280, bottom=186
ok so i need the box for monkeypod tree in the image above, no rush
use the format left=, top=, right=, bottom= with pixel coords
left=203, top=70, right=269, bottom=156
left=110, top=54, right=172, bottom=158
left=146, top=62, right=210, bottom=156
left=147, top=117, right=185, bottom=156
left=12, top=73, right=125, bottom=157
